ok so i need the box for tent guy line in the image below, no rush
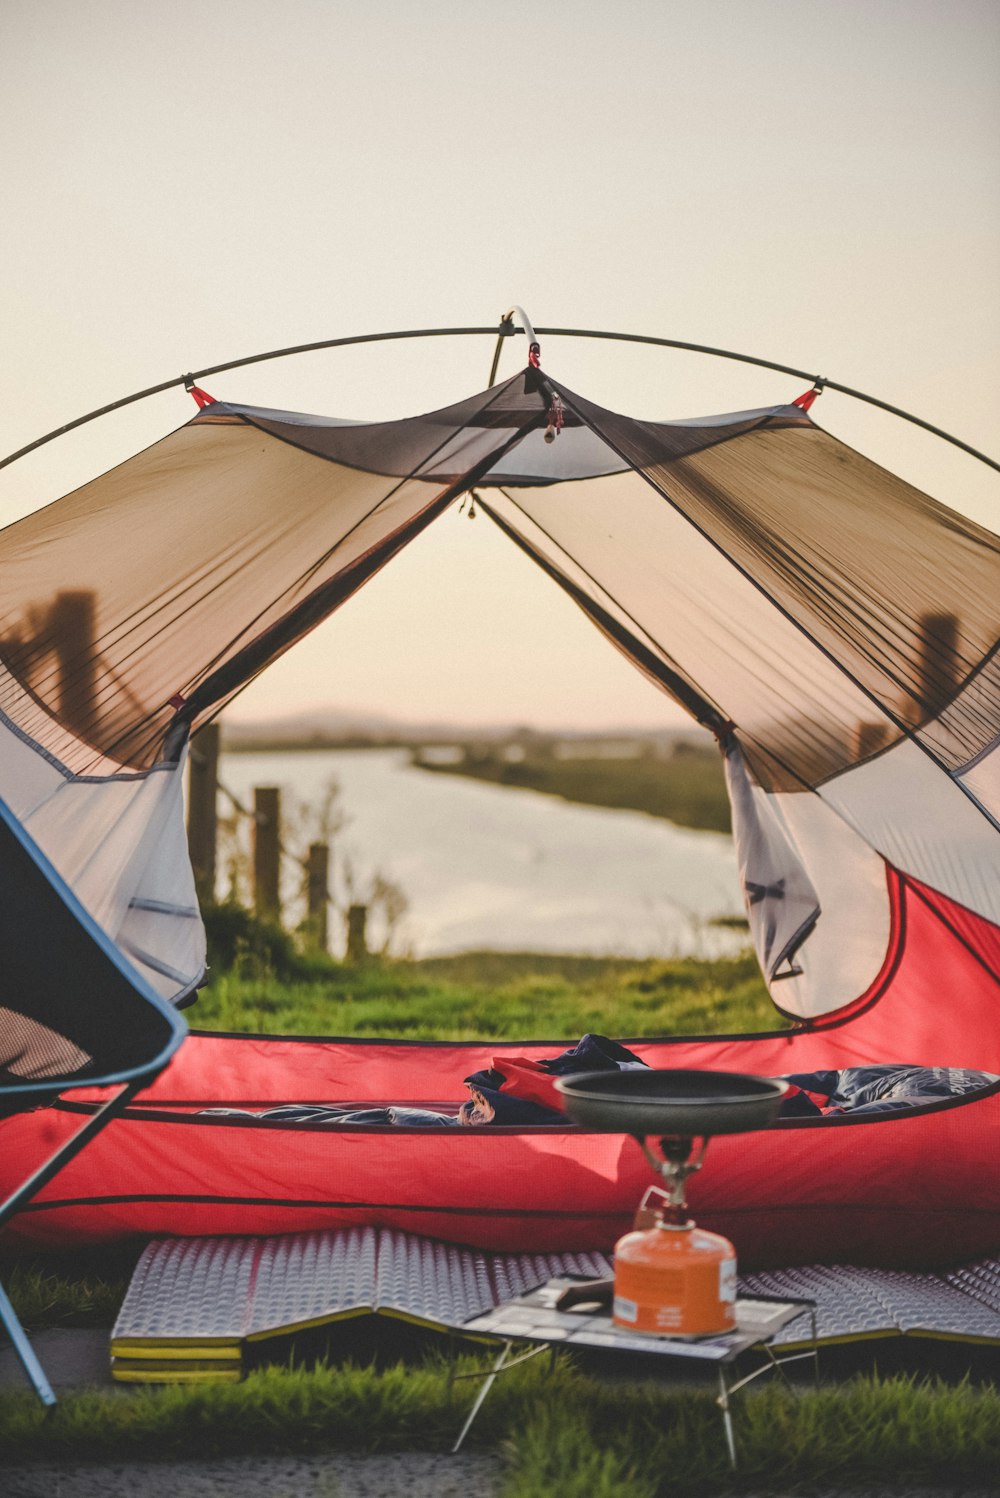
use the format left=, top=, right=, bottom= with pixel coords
left=3, top=321, right=998, bottom=478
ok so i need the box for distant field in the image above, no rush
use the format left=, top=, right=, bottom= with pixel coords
left=221, top=725, right=732, bottom=834
left=416, top=745, right=732, bottom=833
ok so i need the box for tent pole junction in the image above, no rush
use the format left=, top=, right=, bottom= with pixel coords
left=2, top=322, right=997, bottom=477
left=488, top=306, right=538, bottom=388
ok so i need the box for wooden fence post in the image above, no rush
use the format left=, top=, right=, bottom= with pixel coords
left=187, top=722, right=221, bottom=904
left=913, top=612, right=961, bottom=721
left=53, top=590, right=98, bottom=740
left=345, top=903, right=369, bottom=963
left=306, top=842, right=330, bottom=951
left=254, top=786, right=281, bottom=920
left=855, top=612, right=961, bottom=758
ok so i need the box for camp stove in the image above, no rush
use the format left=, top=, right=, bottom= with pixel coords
left=556, top=1070, right=788, bottom=1338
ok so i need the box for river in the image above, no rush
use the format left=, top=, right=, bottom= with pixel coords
left=217, top=748, right=746, bottom=960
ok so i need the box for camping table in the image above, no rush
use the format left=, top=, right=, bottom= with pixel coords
left=451, top=1278, right=818, bottom=1467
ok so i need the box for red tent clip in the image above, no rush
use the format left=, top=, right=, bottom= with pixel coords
left=183, top=375, right=216, bottom=409
left=793, top=378, right=826, bottom=412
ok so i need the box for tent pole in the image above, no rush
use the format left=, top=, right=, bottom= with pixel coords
left=535, top=328, right=1000, bottom=475
left=2, top=325, right=997, bottom=476
left=488, top=307, right=539, bottom=388
left=0, top=327, right=505, bottom=474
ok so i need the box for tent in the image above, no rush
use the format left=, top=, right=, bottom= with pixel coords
left=1, top=328, right=999, bottom=1270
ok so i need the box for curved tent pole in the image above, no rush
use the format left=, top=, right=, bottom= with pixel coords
left=534, top=328, right=1000, bottom=476
left=487, top=306, right=538, bottom=387
left=0, top=326, right=503, bottom=475
left=2, top=323, right=997, bottom=476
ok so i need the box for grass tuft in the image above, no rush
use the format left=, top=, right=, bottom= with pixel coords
left=502, top=1404, right=660, bottom=1498
left=0, top=1351, right=573, bottom=1463
left=500, top=1371, right=1000, bottom=1496
left=2, top=1253, right=139, bottom=1330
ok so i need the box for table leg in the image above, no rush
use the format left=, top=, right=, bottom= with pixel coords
left=451, top=1340, right=512, bottom=1455
left=717, top=1365, right=738, bottom=1470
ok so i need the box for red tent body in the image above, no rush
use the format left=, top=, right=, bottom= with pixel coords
left=3, top=870, right=998, bottom=1268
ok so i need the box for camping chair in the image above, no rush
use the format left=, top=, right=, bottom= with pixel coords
left=0, top=794, right=186, bottom=1404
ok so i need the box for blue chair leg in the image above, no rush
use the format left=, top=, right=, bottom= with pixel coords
left=0, top=1278, right=57, bottom=1405
left=0, top=1081, right=150, bottom=1407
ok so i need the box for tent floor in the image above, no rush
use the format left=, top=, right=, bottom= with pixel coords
left=109, top=1229, right=1000, bottom=1384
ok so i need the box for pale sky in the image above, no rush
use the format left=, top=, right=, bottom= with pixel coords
left=2, top=0, right=998, bottom=732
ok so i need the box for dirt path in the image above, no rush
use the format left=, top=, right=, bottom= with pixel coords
left=4, top=1452, right=502, bottom=1498
left=5, top=1461, right=997, bottom=1498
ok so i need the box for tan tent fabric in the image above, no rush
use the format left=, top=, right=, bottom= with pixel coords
left=0, top=374, right=547, bottom=773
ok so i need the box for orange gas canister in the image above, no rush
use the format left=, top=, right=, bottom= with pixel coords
left=613, top=1221, right=737, bottom=1337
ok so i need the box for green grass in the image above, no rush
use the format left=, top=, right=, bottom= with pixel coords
left=500, top=1369, right=1000, bottom=1495
left=0, top=1239, right=146, bottom=1336
left=418, top=746, right=732, bottom=833
left=190, top=950, right=776, bottom=1041
left=0, top=1352, right=561, bottom=1462
left=1, top=1356, right=997, bottom=1493
left=1, top=1257, right=138, bottom=1330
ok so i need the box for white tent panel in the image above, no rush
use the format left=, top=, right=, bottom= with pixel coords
left=819, top=740, right=1000, bottom=927
left=763, top=786, right=892, bottom=1019
left=0, top=714, right=204, bottom=1000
